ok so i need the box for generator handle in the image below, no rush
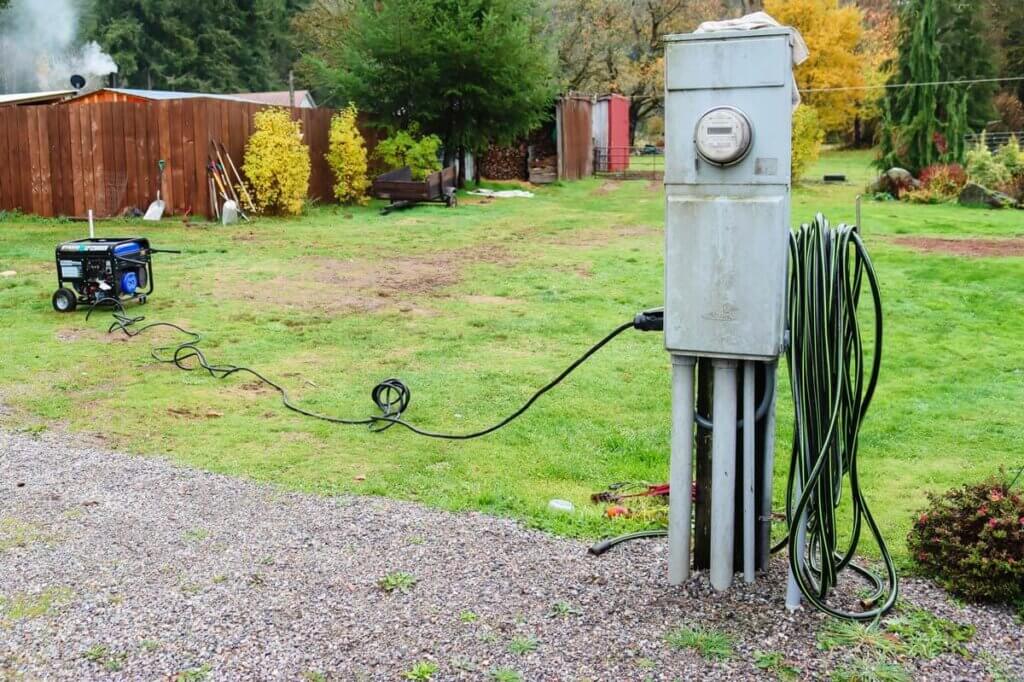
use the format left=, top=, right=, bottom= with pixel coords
left=149, top=248, right=181, bottom=254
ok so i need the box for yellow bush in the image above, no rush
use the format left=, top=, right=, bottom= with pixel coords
left=792, top=104, right=824, bottom=182
left=243, top=108, right=311, bottom=215
left=326, top=104, right=370, bottom=205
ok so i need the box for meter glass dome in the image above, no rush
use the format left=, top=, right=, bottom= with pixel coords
left=694, top=107, right=753, bottom=166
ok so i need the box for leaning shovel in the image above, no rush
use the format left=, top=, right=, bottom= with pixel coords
left=143, top=160, right=166, bottom=221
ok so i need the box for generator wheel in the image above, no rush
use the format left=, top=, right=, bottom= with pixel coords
left=52, top=288, right=77, bottom=313
left=446, top=191, right=458, bottom=208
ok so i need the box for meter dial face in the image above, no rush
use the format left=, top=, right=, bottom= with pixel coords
left=694, top=107, right=754, bottom=166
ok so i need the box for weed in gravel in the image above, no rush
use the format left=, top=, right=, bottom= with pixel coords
left=478, top=630, right=500, bottom=645
left=174, top=663, right=212, bottom=681
left=664, top=624, right=734, bottom=661
left=212, top=574, right=227, bottom=584
left=407, top=535, right=426, bottom=545
left=830, top=657, right=910, bottom=682
left=403, top=661, right=439, bottom=680
left=884, top=605, right=974, bottom=658
left=490, top=668, right=522, bottom=682
left=459, top=610, right=479, bottom=623
left=82, top=645, right=126, bottom=672
left=452, top=657, right=477, bottom=672
left=259, top=555, right=276, bottom=566
left=183, top=528, right=210, bottom=542
left=139, top=639, right=160, bottom=652
left=817, top=619, right=901, bottom=657
left=508, top=635, right=538, bottom=655
left=302, top=672, right=327, bottom=682
left=546, top=600, right=581, bottom=618
left=753, top=650, right=800, bottom=680
left=978, top=652, right=1014, bottom=682
left=0, top=517, right=48, bottom=551
left=379, top=571, right=417, bottom=594
left=635, top=657, right=657, bottom=670
left=1, top=587, right=73, bottom=620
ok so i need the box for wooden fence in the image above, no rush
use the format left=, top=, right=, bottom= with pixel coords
left=0, top=98, right=353, bottom=219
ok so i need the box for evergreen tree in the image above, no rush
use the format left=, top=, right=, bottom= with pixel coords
left=879, top=0, right=995, bottom=170
left=83, top=0, right=309, bottom=92
left=300, top=0, right=556, bottom=183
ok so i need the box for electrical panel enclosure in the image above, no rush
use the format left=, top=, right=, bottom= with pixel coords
left=663, top=28, right=794, bottom=360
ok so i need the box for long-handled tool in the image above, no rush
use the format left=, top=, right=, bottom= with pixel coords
left=217, top=141, right=256, bottom=213
left=143, top=160, right=166, bottom=221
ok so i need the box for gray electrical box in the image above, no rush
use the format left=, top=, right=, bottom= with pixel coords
left=663, top=28, right=794, bottom=360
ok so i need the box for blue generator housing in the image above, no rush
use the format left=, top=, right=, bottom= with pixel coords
left=52, top=237, right=155, bottom=313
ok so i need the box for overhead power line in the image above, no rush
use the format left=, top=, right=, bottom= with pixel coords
left=800, top=75, right=1024, bottom=93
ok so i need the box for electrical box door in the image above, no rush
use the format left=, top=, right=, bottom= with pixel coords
left=664, top=194, right=788, bottom=360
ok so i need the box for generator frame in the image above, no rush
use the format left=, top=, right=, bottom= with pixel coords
left=52, top=237, right=155, bottom=313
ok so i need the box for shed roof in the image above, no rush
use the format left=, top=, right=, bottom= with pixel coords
left=100, top=88, right=266, bottom=104
left=238, top=90, right=317, bottom=108
left=0, top=90, right=77, bottom=106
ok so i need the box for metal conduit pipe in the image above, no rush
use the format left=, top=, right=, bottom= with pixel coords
left=742, top=361, right=756, bottom=583
left=668, top=355, right=696, bottom=585
left=710, top=359, right=738, bottom=591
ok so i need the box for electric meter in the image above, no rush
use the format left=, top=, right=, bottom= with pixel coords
left=694, top=107, right=753, bottom=166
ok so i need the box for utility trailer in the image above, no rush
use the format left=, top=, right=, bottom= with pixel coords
left=371, top=166, right=458, bottom=214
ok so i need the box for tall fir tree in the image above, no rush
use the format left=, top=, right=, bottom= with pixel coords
left=879, top=0, right=995, bottom=171
left=82, top=0, right=309, bottom=92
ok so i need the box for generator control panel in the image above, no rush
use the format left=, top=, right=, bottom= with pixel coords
left=663, top=28, right=794, bottom=360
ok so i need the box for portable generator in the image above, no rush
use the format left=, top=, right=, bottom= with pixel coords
left=51, top=237, right=176, bottom=313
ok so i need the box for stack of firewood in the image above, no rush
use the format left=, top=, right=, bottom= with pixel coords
left=480, top=143, right=528, bottom=180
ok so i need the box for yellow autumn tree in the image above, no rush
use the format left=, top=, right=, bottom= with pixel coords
left=326, top=104, right=370, bottom=205
left=243, top=108, right=311, bottom=216
left=764, top=0, right=865, bottom=135
left=792, top=104, right=824, bottom=181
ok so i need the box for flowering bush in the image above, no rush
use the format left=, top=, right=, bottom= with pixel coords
left=905, top=163, right=967, bottom=203
left=908, top=470, right=1024, bottom=604
left=326, top=104, right=370, bottom=205
left=243, top=108, right=311, bottom=216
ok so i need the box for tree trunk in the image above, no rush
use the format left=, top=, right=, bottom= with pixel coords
left=457, top=145, right=466, bottom=188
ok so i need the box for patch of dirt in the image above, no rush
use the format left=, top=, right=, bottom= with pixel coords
left=55, top=328, right=127, bottom=344
left=227, top=245, right=515, bottom=313
left=462, top=294, right=522, bottom=306
left=888, top=236, right=1024, bottom=258
left=590, top=181, right=622, bottom=196
left=166, top=407, right=224, bottom=420
left=546, top=224, right=661, bottom=248
left=646, top=179, right=662, bottom=192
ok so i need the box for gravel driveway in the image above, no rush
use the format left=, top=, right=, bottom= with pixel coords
left=1, top=429, right=1021, bottom=681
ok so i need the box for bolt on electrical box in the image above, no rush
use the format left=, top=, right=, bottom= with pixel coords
left=663, top=27, right=793, bottom=361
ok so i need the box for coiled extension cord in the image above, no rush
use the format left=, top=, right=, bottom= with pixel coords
left=783, top=214, right=898, bottom=620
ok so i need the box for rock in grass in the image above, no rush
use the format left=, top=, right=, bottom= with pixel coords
left=958, top=182, right=1018, bottom=209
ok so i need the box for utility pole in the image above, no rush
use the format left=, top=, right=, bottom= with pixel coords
left=289, top=70, right=295, bottom=109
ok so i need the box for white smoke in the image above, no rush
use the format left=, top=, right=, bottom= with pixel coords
left=0, top=0, right=118, bottom=94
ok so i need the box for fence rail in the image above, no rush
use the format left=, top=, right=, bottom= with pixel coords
left=593, top=146, right=664, bottom=180
left=0, top=99, right=356, bottom=219
left=965, top=131, right=1023, bottom=152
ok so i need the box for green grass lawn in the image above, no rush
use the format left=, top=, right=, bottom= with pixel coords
left=1, top=149, right=1022, bottom=568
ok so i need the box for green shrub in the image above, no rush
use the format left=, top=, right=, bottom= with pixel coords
left=326, top=104, right=371, bottom=205
left=374, top=127, right=442, bottom=180
left=908, top=470, right=1024, bottom=604
left=995, top=135, right=1024, bottom=179
left=965, top=135, right=1011, bottom=188
left=243, top=108, right=311, bottom=216
left=792, top=104, right=824, bottom=183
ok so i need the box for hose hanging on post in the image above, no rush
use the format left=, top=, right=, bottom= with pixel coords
left=782, top=214, right=898, bottom=620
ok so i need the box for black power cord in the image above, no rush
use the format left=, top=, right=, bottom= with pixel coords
left=88, top=299, right=646, bottom=440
